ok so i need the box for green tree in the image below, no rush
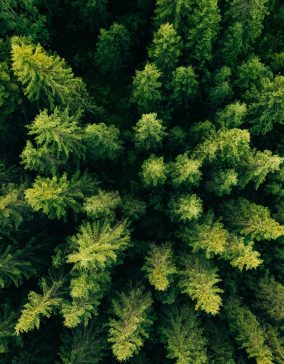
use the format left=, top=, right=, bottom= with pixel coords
left=223, top=198, right=284, bottom=241
left=25, top=173, right=88, bottom=220
left=225, top=299, right=273, bottom=364
left=216, top=101, right=247, bottom=129
left=132, top=63, right=162, bottom=113
left=170, top=66, right=198, bottom=106
left=108, top=287, right=153, bottom=362
left=15, top=278, right=63, bottom=334
left=186, top=0, right=220, bottom=67
left=84, top=122, right=122, bottom=160
left=133, top=113, right=167, bottom=151
left=179, top=255, right=223, bottom=315
left=11, top=36, right=91, bottom=111
left=160, top=304, right=207, bottom=364
left=21, top=108, right=85, bottom=174
left=149, top=23, right=182, bottom=73
left=206, top=169, right=238, bottom=196
left=171, top=154, right=202, bottom=187
left=83, top=190, right=121, bottom=220
left=95, top=23, right=131, bottom=76
left=141, top=155, right=167, bottom=187
left=169, top=194, right=203, bottom=222
left=143, top=243, right=176, bottom=291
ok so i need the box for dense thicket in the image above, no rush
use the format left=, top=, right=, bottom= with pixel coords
left=0, top=0, right=284, bottom=362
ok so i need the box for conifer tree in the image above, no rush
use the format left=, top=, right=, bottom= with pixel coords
left=225, top=299, right=273, bottom=364
left=132, top=63, right=162, bottom=113
left=25, top=173, right=91, bottom=220
left=169, top=194, right=203, bottom=222
left=171, top=154, right=202, bottom=187
left=83, top=190, right=121, bottom=220
left=21, top=108, right=85, bottom=174
left=216, top=101, right=247, bottom=129
left=15, top=278, right=64, bottom=334
left=143, top=243, right=176, bottom=291
left=84, top=122, right=122, bottom=160
left=95, top=23, right=131, bottom=76
left=149, top=23, right=182, bottom=73
left=170, top=66, right=198, bottom=106
left=179, top=255, right=223, bottom=315
left=223, top=198, right=284, bottom=241
left=11, top=36, right=91, bottom=111
left=160, top=304, right=207, bottom=364
left=133, top=113, right=167, bottom=151
left=108, top=287, right=153, bottom=362
left=141, top=155, right=167, bottom=187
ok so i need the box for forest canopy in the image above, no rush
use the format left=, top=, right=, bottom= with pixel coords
left=0, top=0, right=284, bottom=363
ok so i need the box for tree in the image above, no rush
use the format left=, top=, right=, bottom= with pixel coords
left=160, top=304, right=207, bottom=364
left=154, top=0, right=191, bottom=30
left=15, top=278, right=63, bottom=334
left=132, top=63, right=162, bottom=113
left=169, top=194, right=203, bottom=222
left=180, top=213, right=228, bottom=258
left=25, top=173, right=88, bottom=220
left=133, top=113, right=167, bottom=151
left=206, top=169, right=238, bottom=196
left=21, top=108, right=85, bottom=174
left=179, top=255, right=223, bottom=315
left=171, top=154, right=202, bottom=187
left=11, top=36, right=91, bottom=111
left=170, top=66, right=198, bottom=106
left=248, top=76, right=284, bottom=135
left=225, top=299, right=273, bottom=364
left=257, top=275, right=284, bottom=322
left=186, top=0, right=220, bottom=68
left=208, top=67, right=233, bottom=107
left=83, top=190, right=121, bottom=220
left=223, top=198, right=284, bottom=241
left=95, top=23, right=131, bottom=76
left=108, top=287, right=153, bottom=362
left=149, top=23, right=182, bottom=73
left=84, top=122, right=122, bottom=160
left=143, top=243, right=176, bottom=291
left=141, top=155, right=168, bottom=187
left=220, top=22, right=243, bottom=66
left=224, top=0, right=269, bottom=51
left=215, top=101, right=247, bottom=129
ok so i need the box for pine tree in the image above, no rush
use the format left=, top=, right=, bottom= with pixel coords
left=95, top=22, right=131, bottom=76
left=154, top=0, right=191, bottom=30
left=25, top=173, right=86, bottom=220
left=149, top=23, right=182, bottom=73
left=21, top=108, right=85, bottom=174
left=225, top=299, right=273, bottom=364
left=208, top=67, right=233, bottom=107
left=15, top=277, right=64, bottom=334
left=141, top=155, right=168, bottom=187
left=180, top=213, right=228, bottom=258
left=179, top=255, right=223, bottom=315
left=171, top=154, right=202, bottom=187
left=206, top=169, right=238, bottom=196
left=186, top=0, right=220, bottom=67
left=84, top=122, right=122, bottom=160
left=169, top=194, right=203, bottom=222
left=132, top=63, right=162, bottom=113
left=11, top=36, right=91, bottom=111
left=160, top=304, right=207, bottom=364
left=170, top=66, right=198, bottom=106
left=257, top=275, right=284, bottom=322
left=108, top=287, right=153, bottom=362
left=223, top=198, right=284, bottom=241
left=83, top=190, right=121, bottom=220
left=143, top=243, right=176, bottom=291
left=133, top=113, right=167, bottom=151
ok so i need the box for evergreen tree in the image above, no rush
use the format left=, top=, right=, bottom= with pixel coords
left=133, top=113, right=167, bottom=151
left=141, top=155, right=168, bottom=187
left=108, top=287, right=153, bottom=362
left=11, top=36, right=91, bottom=111
left=160, top=304, right=207, bottom=364
left=149, top=23, right=182, bottom=73
left=225, top=299, right=273, bottom=364
left=169, top=194, right=203, bottom=222
left=143, top=243, right=176, bottom=291
left=170, top=66, right=198, bottom=106
left=179, top=255, right=223, bottom=315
